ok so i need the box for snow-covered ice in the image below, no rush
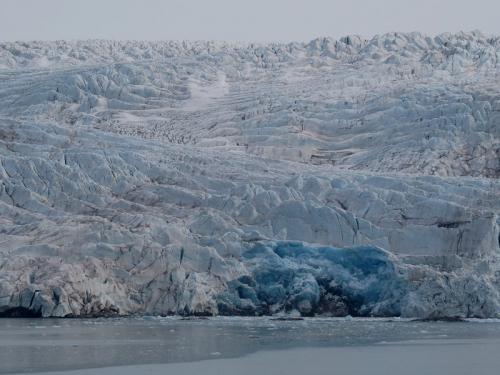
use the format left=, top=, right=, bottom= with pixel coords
left=0, top=32, right=499, bottom=318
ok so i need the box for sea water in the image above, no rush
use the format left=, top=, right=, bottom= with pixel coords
left=1, top=317, right=500, bottom=374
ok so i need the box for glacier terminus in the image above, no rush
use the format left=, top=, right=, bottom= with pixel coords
left=0, top=31, right=499, bottom=319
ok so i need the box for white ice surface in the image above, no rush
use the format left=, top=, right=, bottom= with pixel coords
left=0, top=32, right=498, bottom=318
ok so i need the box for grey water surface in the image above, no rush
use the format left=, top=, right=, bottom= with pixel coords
left=1, top=317, right=500, bottom=374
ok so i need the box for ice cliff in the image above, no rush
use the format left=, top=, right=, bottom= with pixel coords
left=0, top=31, right=499, bottom=318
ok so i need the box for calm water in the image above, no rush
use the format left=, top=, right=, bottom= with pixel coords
left=1, top=317, right=500, bottom=374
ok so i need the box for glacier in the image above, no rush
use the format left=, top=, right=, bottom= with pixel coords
left=0, top=31, right=499, bottom=318
left=218, top=242, right=407, bottom=317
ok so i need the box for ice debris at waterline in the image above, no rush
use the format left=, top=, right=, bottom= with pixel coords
left=0, top=32, right=499, bottom=318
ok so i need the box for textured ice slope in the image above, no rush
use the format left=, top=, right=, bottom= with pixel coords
left=0, top=32, right=499, bottom=318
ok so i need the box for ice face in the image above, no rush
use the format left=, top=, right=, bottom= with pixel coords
left=0, top=32, right=499, bottom=318
left=218, top=242, right=407, bottom=317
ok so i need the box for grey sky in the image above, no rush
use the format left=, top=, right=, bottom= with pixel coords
left=1, top=0, right=499, bottom=42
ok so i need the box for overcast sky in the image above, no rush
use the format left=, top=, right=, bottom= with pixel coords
left=1, top=0, right=499, bottom=42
